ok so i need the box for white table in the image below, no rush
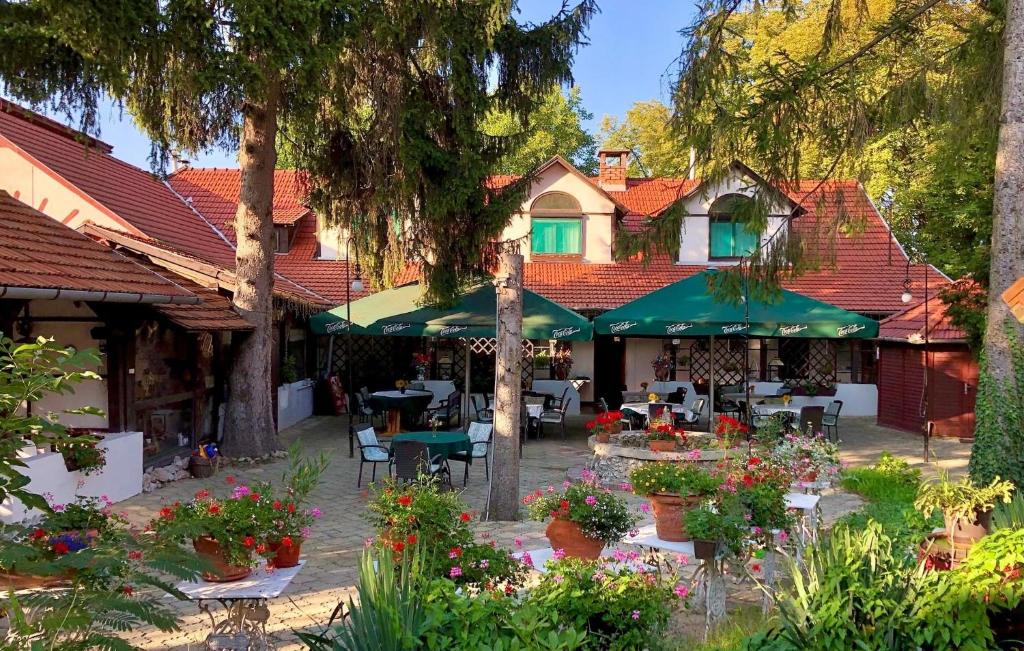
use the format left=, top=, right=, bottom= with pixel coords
left=526, top=404, right=544, bottom=419
left=752, top=405, right=800, bottom=417
left=620, top=524, right=695, bottom=556
left=176, top=560, right=304, bottom=649
left=621, top=402, right=687, bottom=415
left=784, top=492, right=822, bottom=560
left=512, top=547, right=653, bottom=574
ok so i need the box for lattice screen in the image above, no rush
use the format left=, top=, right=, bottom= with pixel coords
left=688, top=340, right=747, bottom=386
left=779, top=338, right=837, bottom=384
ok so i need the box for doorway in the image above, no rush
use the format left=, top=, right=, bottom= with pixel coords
left=593, top=335, right=626, bottom=409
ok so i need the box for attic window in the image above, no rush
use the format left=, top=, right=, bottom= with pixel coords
left=708, top=194, right=759, bottom=259
left=273, top=225, right=291, bottom=254
left=531, top=192, right=582, bottom=213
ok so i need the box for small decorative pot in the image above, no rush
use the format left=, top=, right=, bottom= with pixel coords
left=609, top=422, right=623, bottom=435
left=399, top=387, right=407, bottom=394
left=648, top=439, right=677, bottom=453
left=545, top=518, right=604, bottom=560
left=268, top=537, right=303, bottom=568
left=649, top=493, right=701, bottom=542
left=594, top=432, right=611, bottom=444
left=193, top=536, right=252, bottom=582
left=654, top=367, right=670, bottom=381
left=693, top=539, right=719, bottom=561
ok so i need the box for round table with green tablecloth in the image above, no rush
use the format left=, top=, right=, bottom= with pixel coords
left=370, top=390, right=433, bottom=434
left=391, top=431, right=472, bottom=461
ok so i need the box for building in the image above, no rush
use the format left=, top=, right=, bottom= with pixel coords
left=877, top=295, right=977, bottom=439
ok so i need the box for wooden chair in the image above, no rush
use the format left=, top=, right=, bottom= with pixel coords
left=390, top=440, right=450, bottom=486
left=822, top=400, right=844, bottom=442
left=355, top=426, right=390, bottom=487
left=449, top=422, right=493, bottom=485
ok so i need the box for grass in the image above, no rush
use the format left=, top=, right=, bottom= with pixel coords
left=667, top=605, right=771, bottom=650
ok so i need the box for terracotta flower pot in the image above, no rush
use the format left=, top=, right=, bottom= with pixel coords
left=268, top=537, right=303, bottom=568
left=609, top=422, right=623, bottom=435
left=649, top=493, right=701, bottom=542
left=545, top=519, right=604, bottom=560
left=801, top=470, right=818, bottom=482
left=594, top=432, right=611, bottom=444
left=946, top=508, right=991, bottom=547
left=648, top=439, right=677, bottom=453
left=193, top=536, right=252, bottom=582
left=693, top=539, right=719, bottom=561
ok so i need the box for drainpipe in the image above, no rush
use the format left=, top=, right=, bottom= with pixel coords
left=0, top=286, right=200, bottom=305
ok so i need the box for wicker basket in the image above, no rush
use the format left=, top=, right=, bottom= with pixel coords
left=189, top=455, right=218, bottom=479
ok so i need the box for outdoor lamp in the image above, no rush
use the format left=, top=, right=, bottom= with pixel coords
left=901, top=281, right=913, bottom=304
left=351, top=262, right=364, bottom=293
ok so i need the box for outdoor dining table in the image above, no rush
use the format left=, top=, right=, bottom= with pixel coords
left=370, top=389, right=433, bottom=435
left=392, top=430, right=472, bottom=460
left=752, top=405, right=800, bottom=417
left=620, top=402, right=687, bottom=427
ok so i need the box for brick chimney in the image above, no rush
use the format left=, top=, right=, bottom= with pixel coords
left=597, top=149, right=629, bottom=192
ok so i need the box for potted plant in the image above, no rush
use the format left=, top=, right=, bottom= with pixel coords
left=395, top=378, right=408, bottom=394
left=684, top=499, right=748, bottom=561
left=586, top=410, right=624, bottom=443
left=54, top=434, right=105, bottom=475
left=630, top=462, right=719, bottom=541
left=525, top=470, right=638, bottom=559
left=646, top=424, right=680, bottom=452
left=770, top=433, right=840, bottom=484
left=552, top=345, right=573, bottom=380
left=261, top=446, right=328, bottom=568
left=714, top=415, right=749, bottom=449
left=652, top=353, right=672, bottom=381
left=914, top=474, right=1014, bottom=547
left=413, top=352, right=430, bottom=381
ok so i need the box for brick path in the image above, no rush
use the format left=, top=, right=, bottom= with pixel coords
left=118, top=415, right=971, bottom=649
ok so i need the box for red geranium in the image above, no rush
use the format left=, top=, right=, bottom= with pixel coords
left=397, top=495, right=413, bottom=507
left=406, top=534, right=417, bottom=545
left=281, top=536, right=294, bottom=547
left=459, top=512, right=471, bottom=522
left=392, top=540, right=405, bottom=552
left=52, top=541, right=70, bottom=555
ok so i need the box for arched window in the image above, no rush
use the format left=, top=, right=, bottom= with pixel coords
left=530, top=192, right=583, bottom=256
left=708, top=194, right=759, bottom=259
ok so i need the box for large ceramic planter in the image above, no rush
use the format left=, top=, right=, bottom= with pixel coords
left=693, top=539, right=719, bottom=561
left=545, top=519, right=604, bottom=560
left=648, top=439, right=677, bottom=453
left=268, top=537, right=302, bottom=568
left=649, top=493, right=701, bottom=542
left=193, top=536, right=252, bottom=582
left=946, top=508, right=991, bottom=549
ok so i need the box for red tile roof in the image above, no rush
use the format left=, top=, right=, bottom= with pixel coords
left=0, top=190, right=197, bottom=301
left=878, top=296, right=967, bottom=342
left=128, top=256, right=253, bottom=331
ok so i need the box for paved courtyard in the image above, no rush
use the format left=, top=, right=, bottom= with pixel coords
left=119, top=414, right=972, bottom=649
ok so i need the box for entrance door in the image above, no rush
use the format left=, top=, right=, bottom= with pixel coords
left=593, top=335, right=626, bottom=409
left=928, top=348, right=978, bottom=439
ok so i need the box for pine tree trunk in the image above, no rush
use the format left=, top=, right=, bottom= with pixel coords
left=222, top=73, right=280, bottom=458
left=985, top=0, right=1024, bottom=382
left=488, top=253, right=523, bottom=521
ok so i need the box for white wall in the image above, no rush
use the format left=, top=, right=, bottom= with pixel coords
left=624, top=338, right=664, bottom=390
left=277, top=378, right=315, bottom=431
left=571, top=340, right=595, bottom=402
left=316, top=217, right=348, bottom=260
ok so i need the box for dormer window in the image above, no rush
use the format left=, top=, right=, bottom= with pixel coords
left=708, top=194, right=759, bottom=259
left=273, top=225, right=292, bottom=254
left=530, top=192, right=583, bottom=258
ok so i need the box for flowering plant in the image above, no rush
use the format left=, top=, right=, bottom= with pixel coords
left=647, top=392, right=659, bottom=403
left=552, top=345, right=573, bottom=378
left=651, top=353, right=672, bottom=373
left=714, top=414, right=749, bottom=447
left=413, top=352, right=430, bottom=379
left=586, top=410, right=624, bottom=437
left=367, top=478, right=524, bottom=588
left=646, top=422, right=686, bottom=443
left=683, top=500, right=748, bottom=555
left=732, top=456, right=795, bottom=532
left=771, top=432, right=841, bottom=483
left=527, top=557, right=684, bottom=650
left=629, top=462, right=719, bottom=497
left=395, top=379, right=408, bottom=390
left=525, top=471, right=639, bottom=543
left=54, top=435, right=106, bottom=475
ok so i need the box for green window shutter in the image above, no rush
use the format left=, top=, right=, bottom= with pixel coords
left=709, top=219, right=735, bottom=258
left=531, top=219, right=581, bottom=254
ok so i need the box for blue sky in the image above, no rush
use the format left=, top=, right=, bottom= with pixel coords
left=26, top=1, right=693, bottom=170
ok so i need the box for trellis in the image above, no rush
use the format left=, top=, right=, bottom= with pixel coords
left=688, top=340, right=746, bottom=386
left=779, top=338, right=838, bottom=384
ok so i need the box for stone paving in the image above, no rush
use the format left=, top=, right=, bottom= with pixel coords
left=118, top=414, right=972, bottom=649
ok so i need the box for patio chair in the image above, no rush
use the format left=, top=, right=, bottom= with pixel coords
left=354, top=392, right=379, bottom=426
left=675, top=398, right=704, bottom=429
left=471, top=395, right=494, bottom=423
left=425, top=389, right=461, bottom=429
left=359, top=386, right=373, bottom=402
left=667, top=387, right=688, bottom=404
left=538, top=402, right=568, bottom=439
left=519, top=400, right=532, bottom=451
left=550, top=387, right=571, bottom=411
left=390, top=440, right=450, bottom=487
left=598, top=397, right=610, bottom=414
left=716, top=396, right=741, bottom=421
left=794, top=406, right=825, bottom=436
left=822, top=400, right=844, bottom=442
left=449, top=422, right=493, bottom=485
left=356, top=427, right=391, bottom=487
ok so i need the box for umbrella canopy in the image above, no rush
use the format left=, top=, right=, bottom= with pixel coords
left=310, top=281, right=592, bottom=341
left=593, top=272, right=878, bottom=339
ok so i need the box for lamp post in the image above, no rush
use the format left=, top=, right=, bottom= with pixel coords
left=902, top=260, right=930, bottom=462
left=345, top=237, right=363, bottom=458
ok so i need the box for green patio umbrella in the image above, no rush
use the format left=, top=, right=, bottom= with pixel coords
left=310, top=281, right=592, bottom=341
left=593, top=272, right=878, bottom=338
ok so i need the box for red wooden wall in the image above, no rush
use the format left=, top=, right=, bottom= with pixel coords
left=877, top=343, right=978, bottom=439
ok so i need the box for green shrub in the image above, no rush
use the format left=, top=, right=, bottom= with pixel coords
left=839, top=452, right=936, bottom=546
left=970, top=327, right=1024, bottom=488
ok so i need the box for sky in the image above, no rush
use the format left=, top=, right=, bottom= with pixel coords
left=23, top=0, right=694, bottom=171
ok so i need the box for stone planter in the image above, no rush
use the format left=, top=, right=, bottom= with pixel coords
left=649, top=493, right=701, bottom=542
left=648, top=439, right=677, bottom=453
left=545, top=518, right=604, bottom=560
left=193, top=536, right=252, bottom=582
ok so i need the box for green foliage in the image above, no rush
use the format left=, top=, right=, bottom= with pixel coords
left=525, top=558, right=680, bottom=651
left=367, top=478, right=524, bottom=588
left=684, top=502, right=748, bottom=555
left=524, top=476, right=639, bottom=544
left=598, top=100, right=691, bottom=177
left=482, top=85, right=598, bottom=175
left=0, top=334, right=103, bottom=512
left=839, top=453, right=933, bottom=547
left=914, top=473, right=1014, bottom=522
left=992, top=491, right=1024, bottom=531
left=970, top=326, right=1024, bottom=487
left=630, top=462, right=720, bottom=497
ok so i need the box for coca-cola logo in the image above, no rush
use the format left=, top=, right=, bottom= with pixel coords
left=551, top=326, right=581, bottom=339
left=837, top=324, right=866, bottom=337
left=779, top=324, right=807, bottom=336
left=382, top=323, right=412, bottom=334
left=721, top=323, right=747, bottom=334
left=325, top=320, right=349, bottom=334
left=438, top=325, right=468, bottom=336
left=665, top=322, right=694, bottom=335
left=609, top=321, right=637, bottom=334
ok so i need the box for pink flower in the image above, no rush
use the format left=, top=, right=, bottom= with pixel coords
left=553, top=548, right=566, bottom=560
left=562, top=480, right=572, bottom=489
left=585, top=495, right=597, bottom=506
left=753, top=526, right=763, bottom=536
left=613, top=549, right=627, bottom=562
left=547, top=485, right=555, bottom=493
left=521, top=552, right=533, bottom=568
left=674, top=553, right=690, bottom=566
left=593, top=571, right=605, bottom=582
left=309, top=507, right=322, bottom=518
left=479, top=559, right=489, bottom=569
left=513, top=537, right=523, bottom=547
left=631, top=610, right=641, bottom=621
left=629, top=528, right=639, bottom=538
left=580, top=468, right=596, bottom=482
left=686, top=449, right=702, bottom=461
left=779, top=530, right=789, bottom=543
left=232, top=485, right=251, bottom=499
left=449, top=566, right=462, bottom=578
left=301, top=527, right=312, bottom=538
left=639, top=503, right=651, bottom=513
left=674, top=583, right=689, bottom=599
left=364, top=537, right=375, bottom=547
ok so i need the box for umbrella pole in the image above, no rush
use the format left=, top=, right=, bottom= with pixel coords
left=325, top=335, right=334, bottom=380
left=464, top=338, right=471, bottom=431
left=709, top=335, right=716, bottom=431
